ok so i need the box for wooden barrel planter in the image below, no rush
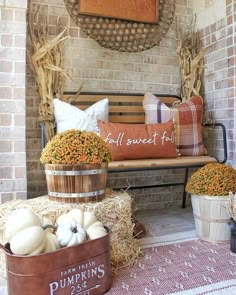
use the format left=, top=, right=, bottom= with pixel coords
left=191, top=194, right=231, bottom=243
left=45, top=163, right=108, bottom=203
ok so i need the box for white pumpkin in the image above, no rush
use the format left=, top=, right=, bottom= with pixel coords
left=43, top=231, right=61, bottom=253
left=5, top=208, right=42, bottom=241
left=86, top=221, right=107, bottom=240
left=56, top=219, right=87, bottom=247
left=5, top=208, right=60, bottom=255
left=83, top=211, right=97, bottom=229
left=56, top=208, right=107, bottom=242
left=67, top=208, right=84, bottom=225
left=10, top=226, right=46, bottom=255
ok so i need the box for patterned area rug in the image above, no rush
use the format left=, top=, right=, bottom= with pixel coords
left=105, top=239, right=236, bottom=295
left=1, top=234, right=235, bottom=294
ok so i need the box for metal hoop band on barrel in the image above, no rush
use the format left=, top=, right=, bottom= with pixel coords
left=48, top=190, right=105, bottom=198
left=45, top=168, right=107, bottom=176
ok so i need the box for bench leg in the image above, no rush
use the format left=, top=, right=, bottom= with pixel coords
left=182, top=168, right=189, bottom=208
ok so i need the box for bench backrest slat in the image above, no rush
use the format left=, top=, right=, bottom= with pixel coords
left=62, top=92, right=181, bottom=124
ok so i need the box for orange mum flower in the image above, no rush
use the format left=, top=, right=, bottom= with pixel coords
left=40, top=129, right=112, bottom=164
left=185, top=163, right=236, bottom=196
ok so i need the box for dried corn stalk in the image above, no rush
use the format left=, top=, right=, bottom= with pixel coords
left=27, top=3, right=70, bottom=141
left=176, top=16, right=207, bottom=101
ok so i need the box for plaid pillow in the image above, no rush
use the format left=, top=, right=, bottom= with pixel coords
left=143, top=92, right=206, bottom=156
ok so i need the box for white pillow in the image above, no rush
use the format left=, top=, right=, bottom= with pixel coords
left=53, top=98, right=109, bottom=134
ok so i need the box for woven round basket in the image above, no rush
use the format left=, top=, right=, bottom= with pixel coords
left=64, top=0, right=176, bottom=52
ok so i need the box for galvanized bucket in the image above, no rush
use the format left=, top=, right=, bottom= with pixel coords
left=1, top=227, right=112, bottom=295
left=45, top=163, right=108, bottom=203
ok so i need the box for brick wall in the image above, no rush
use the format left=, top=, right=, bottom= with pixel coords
left=26, top=0, right=188, bottom=209
left=200, top=0, right=235, bottom=167
left=0, top=0, right=235, bottom=209
left=0, top=0, right=27, bottom=203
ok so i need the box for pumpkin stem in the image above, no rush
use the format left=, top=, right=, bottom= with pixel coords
left=71, top=227, right=78, bottom=233
left=43, top=224, right=57, bottom=231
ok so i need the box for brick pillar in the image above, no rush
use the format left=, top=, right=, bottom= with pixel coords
left=0, top=0, right=28, bottom=203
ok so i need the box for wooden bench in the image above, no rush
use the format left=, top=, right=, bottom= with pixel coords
left=40, top=92, right=227, bottom=208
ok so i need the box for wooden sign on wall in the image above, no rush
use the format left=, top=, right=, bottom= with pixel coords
left=78, top=0, right=159, bottom=23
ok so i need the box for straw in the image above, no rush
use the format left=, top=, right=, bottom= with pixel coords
left=0, top=190, right=141, bottom=278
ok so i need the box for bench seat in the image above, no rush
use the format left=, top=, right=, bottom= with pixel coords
left=108, top=156, right=217, bottom=172
left=107, top=155, right=218, bottom=209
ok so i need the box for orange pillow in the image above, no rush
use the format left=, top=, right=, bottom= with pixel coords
left=98, top=120, right=178, bottom=161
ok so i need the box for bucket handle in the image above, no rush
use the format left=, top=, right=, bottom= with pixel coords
left=0, top=242, right=13, bottom=255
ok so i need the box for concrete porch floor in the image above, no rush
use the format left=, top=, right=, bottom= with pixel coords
left=134, top=206, right=197, bottom=248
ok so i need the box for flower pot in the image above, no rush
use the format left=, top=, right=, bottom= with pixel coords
left=228, top=218, right=236, bottom=253
left=45, top=163, right=108, bottom=203
left=191, top=194, right=231, bottom=243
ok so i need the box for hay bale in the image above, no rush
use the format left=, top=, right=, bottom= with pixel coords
left=0, top=190, right=140, bottom=278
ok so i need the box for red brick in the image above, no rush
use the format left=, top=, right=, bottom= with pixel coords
left=13, top=87, right=25, bottom=100
left=13, top=140, right=25, bottom=152
left=5, top=0, right=27, bottom=8
left=1, top=8, right=14, bottom=21
left=14, top=112, right=24, bottom=123
left=0, top=167, right=13, bottom=178
left=0, top=101, right=25, bottom=113
left=1, top=34, right=13, bottom=46
left=0, top=153, right=26, bottom=165
left=0, top=60, right=13, bottom=72
left=0, top=87, right=12, bottom=99
left=0, top=48, right=26, bottom=61
left=0, top=113, right=11, bottom=126
left=49, top=15, right=57, bottom=25
left=69, top=28, right=79, bottom=37
left=227, top=16, right=233, bottom=25
left=15, top=192, right=27, bottom=200
left=15, top=166, right=26, bottom=178
left=14, top=35, right=26, bottom=48
left=227, top=36, right=233, bottom=46
left=0, top=141, right=12, bottom=152
left=0, top=193, right=15, bottom=203
left=226, top=4, right=233, bottom=16
left=14, top=9, right=26, bottom=22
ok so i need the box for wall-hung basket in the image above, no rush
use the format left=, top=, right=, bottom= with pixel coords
left=64, top=0, right=176, bottom=52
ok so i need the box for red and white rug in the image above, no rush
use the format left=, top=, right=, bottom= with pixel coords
left=106, top=239, right=236, bottom=295
left=0, top=233, right=235, bottom=295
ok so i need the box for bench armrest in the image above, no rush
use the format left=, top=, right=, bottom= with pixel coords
left=204, top=122, right=227, bottom=163
left=39, top=122, right=46, bottom=149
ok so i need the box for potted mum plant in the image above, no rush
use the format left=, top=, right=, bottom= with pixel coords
left=185, top=163, right=236, bottom=243
left=40, top=129, right=112, bottom=203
